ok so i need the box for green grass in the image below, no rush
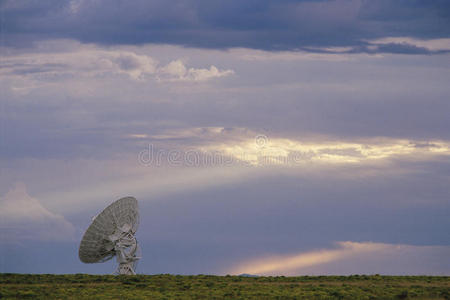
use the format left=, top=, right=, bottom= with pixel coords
left=0, top=273, right=448, bottom=299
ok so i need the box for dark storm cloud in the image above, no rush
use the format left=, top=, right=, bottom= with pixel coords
left=1, top=0, right=450, bottom=53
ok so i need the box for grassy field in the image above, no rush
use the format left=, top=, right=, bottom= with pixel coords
left=0, top=273, right=449, bottom=299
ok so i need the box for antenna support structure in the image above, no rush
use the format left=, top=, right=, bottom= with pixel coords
left=109, top=223, right=139, bottom=275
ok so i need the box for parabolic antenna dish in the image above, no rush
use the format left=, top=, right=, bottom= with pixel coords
left=79, top=197, right=140, bottom=275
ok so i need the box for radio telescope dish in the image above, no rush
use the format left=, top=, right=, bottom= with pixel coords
left=79, top=197, right=140, bottom=275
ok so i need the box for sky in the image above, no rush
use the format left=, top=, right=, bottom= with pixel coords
left=0, top=0, right=449, bottom=275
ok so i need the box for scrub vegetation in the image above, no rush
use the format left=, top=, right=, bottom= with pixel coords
left=0, top=273, right=449, bottom=299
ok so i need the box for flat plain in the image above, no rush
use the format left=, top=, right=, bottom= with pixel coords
left=0, top=273, right=449, bottom=299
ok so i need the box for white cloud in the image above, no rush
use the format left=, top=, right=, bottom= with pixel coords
left=0, top=182, right=75, bottom=241
left=214, top=137, right=450, bottom=166
left=161, top=59, right=187, bottom=78
left=0, top=40, right=234, bottom=86
left=186, top=65, right=234, bottom=81
left=159, top=59, right=234, bottom=82
left=0, top=47, right=158, bottom=81
left=138, top=127, right=450, bottom=166
left=369, top=37, right=450, bottom=52
left=229, top=241, right=450, bottom=275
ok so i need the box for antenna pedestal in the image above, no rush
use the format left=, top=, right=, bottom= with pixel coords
left=110, top=223, right=140, bottom=275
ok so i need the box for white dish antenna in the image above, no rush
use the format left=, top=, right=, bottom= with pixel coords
left=79, top=197, right=140, bottom=275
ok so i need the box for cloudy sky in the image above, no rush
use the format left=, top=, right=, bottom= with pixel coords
left=0, top=0, right=449, bottom=275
